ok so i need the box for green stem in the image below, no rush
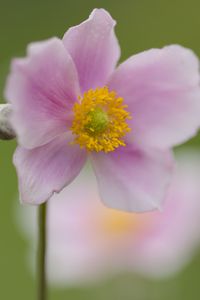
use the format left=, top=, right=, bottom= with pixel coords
left=38, top=202, right=47, bottom=300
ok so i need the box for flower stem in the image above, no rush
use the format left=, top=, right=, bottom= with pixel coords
left=38, top=202, right=47, bottom=300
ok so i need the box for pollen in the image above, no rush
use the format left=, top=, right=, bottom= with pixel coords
left=71, top=87, right=131, bottom=152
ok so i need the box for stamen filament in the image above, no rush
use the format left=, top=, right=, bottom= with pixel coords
left=71, top=87, right=131, bottom=153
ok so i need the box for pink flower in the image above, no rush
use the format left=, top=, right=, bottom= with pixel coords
left=18, top=150, right=200, bottom=284
left=5, top=9, right=200, bottom=211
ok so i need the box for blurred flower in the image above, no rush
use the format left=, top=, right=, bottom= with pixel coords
left=18, top=150, right=200, bottom=285
left=6, top=9, right=200, bottom=211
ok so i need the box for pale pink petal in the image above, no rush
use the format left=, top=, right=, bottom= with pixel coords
left=129, top=150, right=200, bottom=278
left=91, top=145, right=174, bottom=212
left=5, top=37, right=80, bottom=149
left=47, top=167, right=110, bottom=285
left=17, top=150, right=200, bottom=283
left=63, top=8, right=120, bottom=93
left=16, top=166, right=113, bottom=284
left=109, top=45, right=200, bottom=148
left=14, top=133, right=86, bottom=205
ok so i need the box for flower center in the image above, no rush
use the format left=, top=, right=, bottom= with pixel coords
left=84, top=108, right=109, bottom=134
left=71, top=87, right=131, bottom=152
left=102, top=209, right=136, bottom=235
left=98, top=207, right=150, bottom=237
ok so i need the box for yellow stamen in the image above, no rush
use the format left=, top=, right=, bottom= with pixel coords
left=71, top=87, right=131, bottom=152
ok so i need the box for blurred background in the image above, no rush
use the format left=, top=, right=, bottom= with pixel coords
left=1, top=0, right=200, bottom=299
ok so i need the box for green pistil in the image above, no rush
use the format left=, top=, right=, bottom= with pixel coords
left=85, top=108, right=109, bottom=135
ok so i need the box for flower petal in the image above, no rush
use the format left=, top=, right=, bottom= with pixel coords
left=63, top=9, right=120, bottom=93
left=5, top=37, right=80, bottom=149
left=130, top=150, right=200, bottom=278
left=91, top=145, right=174, bottom=212
left=109, top=45, right=200, bottom=148
left=14, top=133, right=87, bottom=205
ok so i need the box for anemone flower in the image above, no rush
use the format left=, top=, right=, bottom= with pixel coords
left=18, top=150, right=200, bottom=284
left=6, top=9, right=200, bottom=211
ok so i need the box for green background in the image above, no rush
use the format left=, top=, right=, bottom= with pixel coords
left=1, top=0, right=200, bottom=299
